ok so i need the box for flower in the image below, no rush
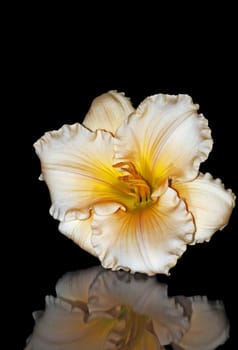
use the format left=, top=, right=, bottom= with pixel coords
left=34, top=91, right=235, bottom=275
left=25, top=267, right=230, bottom=350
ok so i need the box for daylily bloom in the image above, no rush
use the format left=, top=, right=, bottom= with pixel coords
left=34, top=91, right=235, bottom=275
left=25, top=267, right=230, bottom=350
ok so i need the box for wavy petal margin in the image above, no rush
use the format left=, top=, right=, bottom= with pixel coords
left=114, top=94, right=213, bottom=192
left=173, top=173, right=235, bottom=243
left=91, top=188, right=195, bottom=275
left=34, top=124, right=125, bottom=221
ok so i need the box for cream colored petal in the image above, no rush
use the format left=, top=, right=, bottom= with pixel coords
left=58, top=218, right=97, bottom=256
left=88, top=270, right=158, bottom=314
left=131, top=330, right=161, bottom=350
left=148, top=298, right=190, bottom=345
left=111, top=325, right=161, bottom=350
left=89, top=270, right=189, bottom=345
left=83, top=90, right=134, bottom=133
left=56, top=266, right=102, bottom=303
left=25, top=295, right=121, bottom=350
left=103, top=306, right=161, bottom=350
left=88, top=270, right=162, bottom=349
left=55, top=268, right=161, bottom=349
left=91, top=187, right=195, bottom=275
left=34, top=124, right=126, bottom=222
left=173, top=296, right=230, bottom=350
left=173, top=173, right=235, bottom=244
left=114, top=94, right=212, bottom=191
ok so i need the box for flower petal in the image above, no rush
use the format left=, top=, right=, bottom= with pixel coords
left=34, top=124, right=126, bottom=221
left=55, top=268, right=161, bottom=349
left=173, top=173, right=236, bottom=244
left=58, top=218, right=97, bottom=256
left=88, top=269, right=164, bottom=314
left=83, top=90, right=134, bottom=133
left=173, top=296, right=229, bottom=350
left=56, top=266, right=102, bottom=303
left=103, top=305, right=161, bottom=350
left=114, top=94, right=212, bottom=191
left=89, top=270, right=190, bottom=345
left=91, top=187, right=195, bottom=275
left=132, top=331, right=161, bottom=350
left=25, top=295, right=121, bottom=350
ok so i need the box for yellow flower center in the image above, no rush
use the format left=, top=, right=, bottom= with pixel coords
left=109, top=304, right=152, bottom=349
left=113, top=162, right=152, bottom=210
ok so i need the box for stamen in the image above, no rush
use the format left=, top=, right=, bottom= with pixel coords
left=113, top=162, right=151, bottom=204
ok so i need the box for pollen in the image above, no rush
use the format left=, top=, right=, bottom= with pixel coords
left=113, top=162, right=151, bottom=207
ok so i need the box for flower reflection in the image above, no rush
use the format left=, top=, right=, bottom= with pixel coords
left=25, top=267, right=229, bottom=350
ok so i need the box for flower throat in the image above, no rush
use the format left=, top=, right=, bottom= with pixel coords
left=113, top=162, right=152, bottom=208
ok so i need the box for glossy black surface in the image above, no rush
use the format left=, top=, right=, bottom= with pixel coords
left=24, top=266, right=231, bottom=349
left=18, top=31, right=237, bottom=349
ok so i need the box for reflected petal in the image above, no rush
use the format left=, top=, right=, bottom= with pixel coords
left=34, top=124, right=125, bottom=222
left=83, top=90, right=134, bottom=133
left=26, top=268, right=162, bottom=349
left=173, top=173, right=236, bottom=244
left=173, top=296, right=230, bottom=350
left=91, top=188, right=195, bottom=275
left=114, top=94, right=212, bottom=191
left=88, top=270, right=190, bottom=345
left=26, top=267, right=229, bottom=350
left=56, top=266, right=102, bottom=303
left=25, top=295, right=119, bottom=350
left=102, top=305, right=161, bottom=350
left=88, top=271, right=158, bottom=313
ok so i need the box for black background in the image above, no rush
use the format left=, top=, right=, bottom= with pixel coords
left=15, top=9, right=237, bottom=349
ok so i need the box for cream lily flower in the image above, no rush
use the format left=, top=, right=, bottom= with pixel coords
left=25, top=267, right=229, bottom=350
left=34, top=91, right=235, bottom=275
